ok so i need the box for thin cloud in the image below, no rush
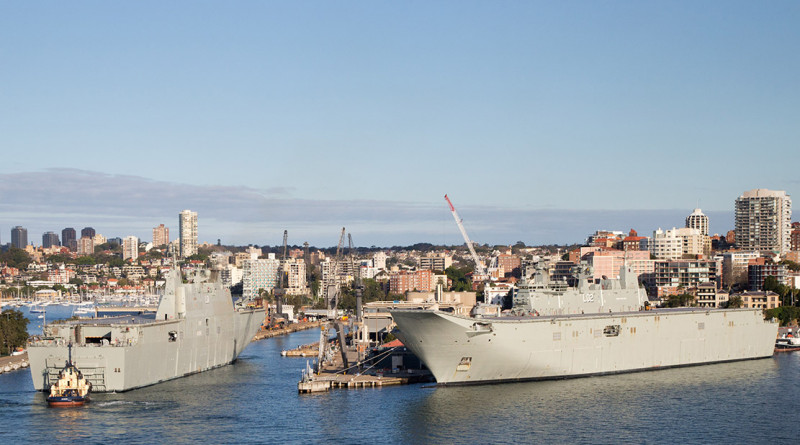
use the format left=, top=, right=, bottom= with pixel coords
left=0, top=170, right=737, bottom=247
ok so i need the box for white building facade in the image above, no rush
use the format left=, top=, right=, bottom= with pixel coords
left=242, top=253, right=280, bottom=300
left=122, top=236, right=139, bottom=261
left=650, top=227, right=705, bottom=260
left=179, top=209, right=198, bottom=258
left=735, top=189, right=792, bottom=254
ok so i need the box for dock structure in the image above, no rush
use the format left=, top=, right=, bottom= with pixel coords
left=253, top=321, right=321, bottom=341
left=298, top=373, right=411, bottom=393
left=288, top=333, right=434, bottom=393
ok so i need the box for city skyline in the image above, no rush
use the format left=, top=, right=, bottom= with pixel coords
left=0, top=195, right=776, bottom=249
left=1, top=3, right=798, bottom=246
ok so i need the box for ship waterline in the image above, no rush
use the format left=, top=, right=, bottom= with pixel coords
left=390, top=308, right=777, bottom=385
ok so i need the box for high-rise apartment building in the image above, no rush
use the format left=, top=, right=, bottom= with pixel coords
left=77, top=236, right=94, bottom=256
left=283, top=258, right=307, bottom=295
left=373, top=251, right=387, bottom=270
left=735, top=189, right=792, bottom=254
left=81, top=227, right=96, bottom=238
left=791, top=222, right=800, bottom=252
left=686, top=208, right=709, bottom=236
left=242, top=253, right=281, bottom=300
left=123, top=236, right=139, bottom=261
left=179, top=210, right=198, bottom=258
left=42, top=232, right=60, bottom=248
left=152, top=224, right=169, bottom=247
left=62, top=227, right=77, bottom=251
left=11, top=226, right=27, bottom=249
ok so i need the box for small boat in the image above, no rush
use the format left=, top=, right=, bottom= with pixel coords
left=74, top=307, right=93, bottom=315
left=46, top=344, right=91, bottom=407
left=775, top=329, right=800, bottom=352
left=29, top=305, right=45, bottom=314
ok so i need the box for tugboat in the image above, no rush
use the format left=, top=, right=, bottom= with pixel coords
left=46, top=344, right=91, bottom=407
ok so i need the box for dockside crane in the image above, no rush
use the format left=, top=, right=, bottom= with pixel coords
left=444, top=194, right=488, bottom=280
left=274, top=230, right=288, bottom=318
left=325, top=227, right=347, bottom=311
left=348, top=233, right=364, bottom=322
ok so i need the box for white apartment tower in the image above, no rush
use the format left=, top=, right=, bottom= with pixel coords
left=735, top=189, right=792, bottom=254
left=122, top=236, right=139, bottom=261
left=242, top=253, right=281, bottom=300
left=686, top=208, right=709, bottom=236
left=373, top=251, right=387, bottom=270
left=179, top=209, right=198, bottom=258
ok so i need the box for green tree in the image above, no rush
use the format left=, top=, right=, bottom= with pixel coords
left=0, top=247, right=32, bottom=269
left=362, top=278, right=386, bottom=302
left=445, top=266, right=472, bottom=292
left=142, top=249, right=164, bottom=261
left=46, top=253, right=73, bottom=264
left=664, top=294, right=696, bottom=308
left=75, top=256, right=96, bottom=265
left=779, top=260, right=800, bottom=272
left=763, top=275, right=791, bottom=305
left=337, top=286, right=356, bottom=311
left=727, top=295, right=743, bottom=308
left=0, top=309, right=29, bottom=356
left=764, top=306, right=800, bottom=326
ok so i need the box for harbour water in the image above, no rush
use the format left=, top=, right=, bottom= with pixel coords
left=1, top=322, right=799, bottom=443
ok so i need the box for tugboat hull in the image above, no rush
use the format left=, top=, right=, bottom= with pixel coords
left=47, top=396, right=88, bottom=407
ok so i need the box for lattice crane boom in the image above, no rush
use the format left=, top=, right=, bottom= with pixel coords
left=444, top=194, right=487, bottom=278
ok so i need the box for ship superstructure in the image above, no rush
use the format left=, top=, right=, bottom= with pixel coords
left=390, top=261, right=778, bottom=385
left=28, top=269, right=265, bottom=392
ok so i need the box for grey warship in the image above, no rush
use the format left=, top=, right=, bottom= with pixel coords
left=390, top=261, right=778, bottom=385
left=27, top=269, right=265, bottom=392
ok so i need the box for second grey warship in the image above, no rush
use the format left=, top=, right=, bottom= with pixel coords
left=390, top=261, right=778, bottom=385
left=28, top=269, right=265, bottom=392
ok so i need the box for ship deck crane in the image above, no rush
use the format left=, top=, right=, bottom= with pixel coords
left=444, top=194, right=487, bottom=279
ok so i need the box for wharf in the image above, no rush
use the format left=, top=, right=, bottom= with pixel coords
left=0, top=352, right=29, bottom=374
left=292, top=342, right=433, bottom=393
left=253, top=321, right=321, bottom=341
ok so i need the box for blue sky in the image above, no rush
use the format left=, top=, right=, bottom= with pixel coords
left=1, top=2, right=798, bottom=247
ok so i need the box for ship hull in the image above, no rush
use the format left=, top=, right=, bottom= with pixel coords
left=28, top=307, right=264, bottom=392
left=389, top=308, right=778, bottom=385
left=47, top=396, right=88, bottom=407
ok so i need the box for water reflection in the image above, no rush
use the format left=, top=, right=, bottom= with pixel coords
left=405, top=357, right=783, bottom=444
left=1, top=327, right=798, bottom=444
